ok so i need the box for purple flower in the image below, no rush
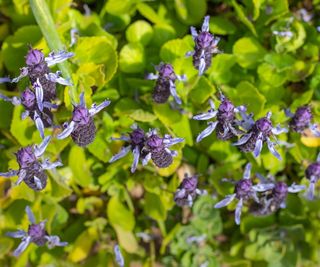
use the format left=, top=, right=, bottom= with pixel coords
left=6, top=206, right=67, bottom=257
left=305, top=153, right=320, bottom=200
left=57, top=93, right=110, bottom=147
left=109, top=124, right=146, bottom=173
left=146, top=63, right=186, bottom=105
left=285, top=106, right=320, bottom=136
left=174, top=174, right=207, bottom=207
left=0, top=79, right=58, bottom=139
left=12, top=47, right=73, bottom=101
left=214, top=163, right=273, bottom=225
left=193, top=95, right=244, bottom=142
left=233, top=112, right=287, bottom=160
left=0, top=136, right=62, bottom=191
left=186, top=16, right=220, bottom=75
left=252, top=173, right=305, bottom=214
left=141, top=129, right=184, bottom=169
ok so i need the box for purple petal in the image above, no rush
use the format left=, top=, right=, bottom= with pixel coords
left=41, top=159, right=63, bottom=170
left=235, top=198, right=243, bottom=225
left=21, top=111, right=29, bottom=120
left=214, top=194, right=236, bottom=208
left=145, top=73, right=158, bottom=80
left=0, top=77, right=11, bottom=83
left=317, top=152, right=320, bottom=163
left=307, top=180, right=316, bottom=200
left=190, top=26, right=198, bottom=39
left=46, top=235, right=68, bottom=249
left=13, top=236, right=31, bottom=257
left=163, top=137, right=184, bottom=146
left=193, top=110, right=218, bottom=120
left=267, top=138, right=282, bottom=160
left=243, top=163, right=252, bottom=179
left=109, top=146, right=131, bottom=163
left=309, top=124, right=320, bottom=137
left=272, top=124, right=288, bottom=135
left=176, top=74, right=187, bottom=82
left=196, top=121, right=218, bottom=142
left=284, top=108, right=294, bottom=118
left=233, top=132, right=253, bottom=146
left=57, top=121, right=76, bottom=140
left=6, top=230, right=26, bottom=238
left=253, top=137, right=263, bottom=158
left=34, top=136, right=51, bottom=157
left=34, top=79, right=44, bottom=112
left=33, top=176, right=43, bottom=190
left=25, top=206, right=36, bottom=224
left=45, top=72, right=73, bottom=86
left=16, top=169, right=26, bottom=185
left=287, top=183, right=306, bottom=193
left=252, top=183, right=275, bottom=192
left=70, top=28, right=79, bottom=47
left=142, top=152, right=151, bottom=166
left=0, top=170, right=19, bottom=177
left=0, top=93, right=14, bottom=103
left=169, top=80, right=182, bottom=105
left=185, top=51, right=195, bottom=57
left=114, top=244, right=125, bottom=267
left=33, top=111, right=45, bottom=139
left=201, top=16, right=210, bottom=32
left=45, top=51, right=74, bottom=66
left=43, top=101, right=58, bottom=109
left=131, top=146, right=140, bottom=173
left=111, top=136, right=131, bottom=142
left=198, top=57, right=206, bottom=76
left=11, top=67, right=28, bottom=83
left=89, top=100, right=111, bottom=116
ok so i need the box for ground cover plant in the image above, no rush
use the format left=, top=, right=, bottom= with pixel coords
left=0, top=0, right=320, bottom=266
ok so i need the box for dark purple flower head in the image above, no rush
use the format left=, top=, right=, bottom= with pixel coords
left=196, top=32, right=215, bottom=49
left=158, top=63, right=176, bottom=80
left=25, top=48, right=45, bottom=66
left=129, top=128, right=145, bottom=147
left=256, top=117, right=272, bottom=135
left=109, top=124, right=146, bottom=173
left=289, top=106, right=313, bottom=133
left=57, top=93, right=110, bottom=147
left=21, top=88, right=36, bottom=110
left=217, top=98, right=235, bottom=122
left=28, top=222, right=47, bottom=246
left=187, top=16, right=220, bottom=75
left=146, top=134, right=164, bottom=152
left=174, top=174, right=205, bottom=207
left=16, top=146, right=37, bottom=169
left=235, top=179, right=253, bottom=199
left=272, top=181, right=288, bottom=201
left=305, top=162, right=320, bottom=180
left=142, top=129, right=184, bottom=168
left=6, top=206, right=67, bottom=257
left=72, top=106, right=90, bottom=125
left=146, top=63, right=184, bottom=105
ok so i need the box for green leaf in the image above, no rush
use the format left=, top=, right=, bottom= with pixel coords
left=10, top=105, right=33, bottom=146
left=209, top=16, right=236, bottom=35
left=189, top=76, right=216, bottom=104
left=107, top=196, right=135, bottom=231
left=2, top=25, right=42, bottom=72
left=75, top=36, right=118, bottom=84
left=151, top=24, right=176, bottom=47
left=230, top=81, right=266, bottom=116
left=233, top=37, right=266, bottom=69
left=160, top=38, right=191, bottom=62
left=68, top=146, right=92, bottom=187
left=207, top=53, right=237, bottom=84
left=103, top=0, right=138, bottom=15
left=126, top=20, right=153, bottom=45
left=113, top=225, right=139, bottom=253
left=68, top=230, right=95, bottom=262
left=174, top=0, right=207, bottom=25
left=231, top=0, right=257, bottom=36
left=129, top=109, right=157, bottom=122
left=257, top=63, right=286, bottom=87
left=87, top=132, right=111, bottom=163
left=144, top=192, right=167, bottom=221
left=119, top=43, right=145, bottom=73
left=136, top=3, right=165, bottom=24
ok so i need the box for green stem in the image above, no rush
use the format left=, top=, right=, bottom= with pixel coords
left=29, top=0, right=76, bottom=102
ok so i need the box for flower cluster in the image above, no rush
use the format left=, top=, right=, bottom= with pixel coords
left=57, top=93, right=110, bottom=147
left=305, top=153, right=320, bottom=200
left=186, top=16, right=221, bottom=75
left=146, top=63, right=186, bottom=105
left=174, top=174, right=207, bottom=207
left=0, top=136, right=61, bottom=191
left=109, top=126, right=184, bottom=171
left=193, top=94, right=245, bottom=142
left=6, top=206, right=67, bottom=256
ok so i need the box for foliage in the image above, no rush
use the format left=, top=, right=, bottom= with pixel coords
left=0, top=0, right=319, bottom=266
